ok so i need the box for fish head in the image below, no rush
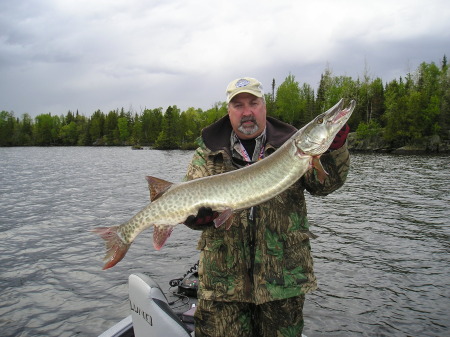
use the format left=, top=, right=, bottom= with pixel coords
left=294, top=99, right=356, bottom=156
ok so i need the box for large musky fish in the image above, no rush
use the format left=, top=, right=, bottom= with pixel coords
left=94, top=99, right=356, bottom=269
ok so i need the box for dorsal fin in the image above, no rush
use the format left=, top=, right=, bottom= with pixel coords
left=145, top=176, right=173, bottom=201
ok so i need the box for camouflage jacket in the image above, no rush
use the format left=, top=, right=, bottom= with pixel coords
left=185, top=115, right=350, bottom=304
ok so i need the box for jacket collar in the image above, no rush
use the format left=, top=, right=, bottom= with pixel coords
left=201, top=115, right=298, bottom=153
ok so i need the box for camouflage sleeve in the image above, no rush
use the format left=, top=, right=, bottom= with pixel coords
left=184, top=138, right=212, bottom=182
left=183, top=140, right=214, bottom=230
left=302, top=142, right=350, bottom=196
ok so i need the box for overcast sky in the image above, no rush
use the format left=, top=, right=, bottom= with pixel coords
left=1, top=0, right=449, bottom=118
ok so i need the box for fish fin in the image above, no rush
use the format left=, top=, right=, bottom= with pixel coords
left=214, top=208, right=234, bottom=229
left=224, top=217, right=234, bottom=230
left=92, top=226, right=131, bottom=270
left=145, top=176, right=173, bottom=201
left=312, top=155, right=329, bottom=184
left=153, top=225, right=173, bottom=250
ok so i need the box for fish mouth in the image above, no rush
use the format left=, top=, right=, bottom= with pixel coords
left=331, top=100, right=356, bottom=124
left=295, top=99, right=356, bottom=156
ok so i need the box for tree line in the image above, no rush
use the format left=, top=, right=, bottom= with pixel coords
left=1, top=56, right=448, bottom=149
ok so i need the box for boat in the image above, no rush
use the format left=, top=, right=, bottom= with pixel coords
left=99, top=262, right=307, bottom=337
left=99, top=263, right=199, bottom=337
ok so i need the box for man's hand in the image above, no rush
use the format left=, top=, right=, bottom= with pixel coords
left=329, top=124, right=350, bottom=150
left=184, top=207, right=219, bottom=228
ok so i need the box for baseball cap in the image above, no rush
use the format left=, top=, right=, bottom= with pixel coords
left=226, top=77, right=264, bottom=103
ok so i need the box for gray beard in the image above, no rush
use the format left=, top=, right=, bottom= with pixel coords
left=238, top=124, right=259, bottom=135
left=238, top=117, right=259, bottom=136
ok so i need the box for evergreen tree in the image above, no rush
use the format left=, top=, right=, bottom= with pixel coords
left=368, top=78, right=385, bottom=125
left=19, top=113, right=33, bottom=145
left=438, top=55, right=450, bottom=139
left=315, top=66, right=332, bottom=114
left=0, top=111, right=16, bottom=146
left=1, top=56, right=448, bottom=148
left=141, top=108, right=163, bottom=145
left=131, top=113, right=143, bottom=145
left=265, top=78, right=276, bottom=117
left=299, top=83, right=315, bottom=126
left=415, top=61, right=442, bottom=137
left=89, top=110, right=105, bottom=145
left=384, top=78, right=411, bottom=145
left=104, top=110, right=119, bottom=145
left=117, top=117, right=130, bottom=144
left=155, top=106, right=180, bottom=149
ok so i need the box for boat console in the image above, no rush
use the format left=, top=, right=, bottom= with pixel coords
left=129, top=273, right=194, bottom=337
left=99, top=272, right=196, bottom=337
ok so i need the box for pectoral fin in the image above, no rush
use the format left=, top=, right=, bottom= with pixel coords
left=153, top=225, right=173, bottom=250
left=214, top=208, right=234, bottom=229
left=312, top=156, right=328, bottom=184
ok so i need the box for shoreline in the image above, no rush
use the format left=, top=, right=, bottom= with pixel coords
left=347, top=132, right=450, bottom=155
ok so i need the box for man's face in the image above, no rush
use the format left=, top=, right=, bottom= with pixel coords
left=228, top=93, right=267, bottom=140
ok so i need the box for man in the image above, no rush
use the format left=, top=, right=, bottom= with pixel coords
left=184, top=77, right=350, bottom=337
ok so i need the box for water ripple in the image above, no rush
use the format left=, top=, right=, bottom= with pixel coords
left=1, top=148, right=449, bottom=336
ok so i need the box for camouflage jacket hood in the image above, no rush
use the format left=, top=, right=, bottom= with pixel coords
left=185, top=115, right=350, bottom=304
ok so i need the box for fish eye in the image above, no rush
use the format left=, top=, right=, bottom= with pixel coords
left=317, top=117, right=323, bottom=124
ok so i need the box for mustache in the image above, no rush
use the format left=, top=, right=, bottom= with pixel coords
left=240, top=116, right=256, bottom=124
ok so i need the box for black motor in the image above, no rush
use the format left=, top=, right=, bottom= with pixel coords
left=169, top=262, right=199, bottom=298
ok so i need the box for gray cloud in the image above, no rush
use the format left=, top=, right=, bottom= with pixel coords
left=1, top=0, right=449, bottom=117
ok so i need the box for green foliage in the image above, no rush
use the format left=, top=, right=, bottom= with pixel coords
left=0, top=111, right=16, bottom=146
left=383, top=58, right=448, bottom=146
left=89, top=110, right=105, bottom=144
left=275, top=74, right=302, bottom=125
left=265, top=78, right=277, bottom=116
left=104, top=110, right=119, bottom=145
left=141, top=108, right=163, bottom=145
left=1, top=56, right=448, bottom=148
left=273, top=74, right=315, bottom=128
left=356, top=120, right=382, bottom=139
left=179, top=107, right=203, bottom=148
left=117, top=117, right=130, bottom=143
left=33, top=114, right=56, bottom=145
left=60, top=121, right=78, bottom=145
left=155, top=106, right=180, bottom=149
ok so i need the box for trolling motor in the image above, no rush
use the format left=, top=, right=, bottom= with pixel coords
left=169, top=261, right=199, bottom=298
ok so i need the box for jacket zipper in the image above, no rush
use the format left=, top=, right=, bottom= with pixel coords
left=248, top=206, right=257, bottom=286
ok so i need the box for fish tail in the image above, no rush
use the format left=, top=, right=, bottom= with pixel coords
left=92, top=226, right=131, bottom=270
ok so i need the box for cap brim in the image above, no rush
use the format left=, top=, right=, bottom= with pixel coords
left=227, top=90, right=264, bottom=103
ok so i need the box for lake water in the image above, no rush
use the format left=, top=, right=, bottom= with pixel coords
left=0, top=147, right=448, bottom=337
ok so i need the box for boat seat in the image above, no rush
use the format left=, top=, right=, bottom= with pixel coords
left=129, top=273, right=192, bottom=337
